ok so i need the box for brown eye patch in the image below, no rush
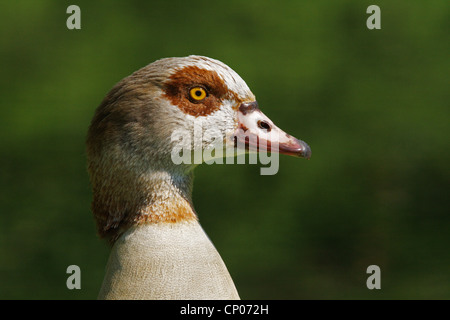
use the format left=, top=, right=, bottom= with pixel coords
left=162, top=65, right=237, bottom=117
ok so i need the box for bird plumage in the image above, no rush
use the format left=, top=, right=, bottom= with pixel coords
left=87, top=55, right=310, bottom=299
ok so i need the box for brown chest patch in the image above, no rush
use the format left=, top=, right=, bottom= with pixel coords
left=162, top=65, right=238, bottom=117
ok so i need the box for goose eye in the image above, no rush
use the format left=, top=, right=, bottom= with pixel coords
left=189, top=87, right=207, bottom=101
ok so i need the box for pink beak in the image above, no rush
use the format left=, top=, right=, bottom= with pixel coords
left=232, top=101, right=311, bottom=159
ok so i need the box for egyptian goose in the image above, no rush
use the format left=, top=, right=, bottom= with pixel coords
left=86, top=55, right=311, bottom=300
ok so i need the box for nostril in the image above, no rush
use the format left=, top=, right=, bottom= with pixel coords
left=257, top=120, right=271, bottom=132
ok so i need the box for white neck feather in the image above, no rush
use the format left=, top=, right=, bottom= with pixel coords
left=98, top=221, right=240, bottom=300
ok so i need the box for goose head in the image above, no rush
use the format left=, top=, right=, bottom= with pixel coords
left=86, top=55, right=311, bottom=241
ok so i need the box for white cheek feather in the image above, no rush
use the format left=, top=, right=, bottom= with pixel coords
left=183, top=100, right=237, bottom=150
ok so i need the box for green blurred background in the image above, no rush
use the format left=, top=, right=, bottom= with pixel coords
left=0, top=0, right=449, bottom=299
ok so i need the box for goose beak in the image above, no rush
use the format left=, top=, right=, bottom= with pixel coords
left=232, top=101, right=311, bottom=159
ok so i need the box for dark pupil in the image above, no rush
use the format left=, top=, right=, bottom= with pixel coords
left=195, top=90, right=202, bottom=97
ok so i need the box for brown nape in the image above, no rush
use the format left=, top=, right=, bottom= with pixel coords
left=162, top=65, right=240, bottom=117
left=91, top=179, right=198, bottom=243
left=88, top=155, right=198, bottom=243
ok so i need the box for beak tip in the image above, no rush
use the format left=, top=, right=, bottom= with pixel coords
left=301, top=144, right=312, bottom=160
left=292, top=139, right=311, bottom=160
left=277, top=138, right=311, bottom=159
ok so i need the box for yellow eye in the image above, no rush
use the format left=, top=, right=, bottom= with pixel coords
left=189, top=87, right=207, bottom=101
